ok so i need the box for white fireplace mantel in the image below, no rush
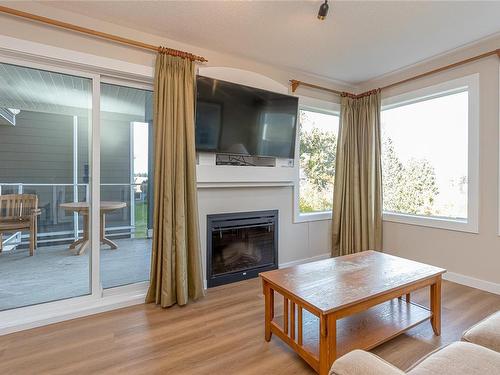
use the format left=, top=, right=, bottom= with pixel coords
left=196, top=164, right=295, bottom=189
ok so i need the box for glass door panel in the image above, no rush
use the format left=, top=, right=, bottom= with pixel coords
left=0, top=62, right=92, bottom=311
left=100, top=82, right=153, bottom=288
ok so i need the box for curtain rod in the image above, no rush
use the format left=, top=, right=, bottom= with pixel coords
left=290, top=79, right=344, bottom=96
left=291, top=48, right=500, bottom=97
left=0, top=5, right=208, bottom=63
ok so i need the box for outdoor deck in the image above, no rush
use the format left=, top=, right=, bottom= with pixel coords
left=0, top=238, right=152, bottom=311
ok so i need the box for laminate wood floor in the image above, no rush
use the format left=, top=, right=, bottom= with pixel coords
left=0, top=278, right=499, bottom=374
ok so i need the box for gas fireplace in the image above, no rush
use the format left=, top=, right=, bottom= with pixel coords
left=206, top=210, right=278, bottom=287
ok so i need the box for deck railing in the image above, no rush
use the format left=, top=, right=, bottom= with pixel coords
left=0, top=182, right=147, bottom=248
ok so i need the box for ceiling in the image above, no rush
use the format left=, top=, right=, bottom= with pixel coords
left=0, top=62, right=150, bottom=117
left=41, top=1, right=500, bottom=85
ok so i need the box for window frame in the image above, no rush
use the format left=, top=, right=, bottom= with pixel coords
left=381, top=74, right=479, bottom=233
left=293, top=96, right=340, bottom=223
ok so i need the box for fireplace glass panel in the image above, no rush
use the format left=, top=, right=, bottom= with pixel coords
left=211, top=224, right=275, bottom=276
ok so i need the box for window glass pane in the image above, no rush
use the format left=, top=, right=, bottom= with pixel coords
left=299, top=109, right=339, bottom=214
left=0, top=62, right=92, bottom=311
left=381, top=91, right=468, bottom=219
left=100, top=83, right=153, bottom=289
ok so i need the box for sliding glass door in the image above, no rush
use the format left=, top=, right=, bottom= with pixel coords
left=0, top=56, right=154, bottom=321
left=0, top=62, right=93, bottom=310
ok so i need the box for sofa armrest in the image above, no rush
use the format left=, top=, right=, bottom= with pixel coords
left=329, top=350, right=406, bottom=375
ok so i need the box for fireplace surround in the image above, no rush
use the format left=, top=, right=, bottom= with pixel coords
left=206, top=210, right=278, bottom=287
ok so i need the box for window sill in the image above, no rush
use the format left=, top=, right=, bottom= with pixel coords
left=383, top=212, right=478, bottom=234
left=295, top=211, right=332, bottom=223
left=293, top=210, right=478, bottom=233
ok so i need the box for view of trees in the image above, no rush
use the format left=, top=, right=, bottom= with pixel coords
left=381, top=136, right=439, bottom=215
left=299, top=109, right=443, bottom=215
left=299, top=111, right=337, bottom=213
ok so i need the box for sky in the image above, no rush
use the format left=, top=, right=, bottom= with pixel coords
left=300, top=109, right=339, bottom=135
left=381, top=90, right=468, bottom=217
left=381, top=91, right=468, bottom=180
left=133, top=122, right=149, bottom=175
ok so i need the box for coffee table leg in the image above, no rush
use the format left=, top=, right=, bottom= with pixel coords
left=430, top=276, right=442, bottom=336
left=319, top=314, right=337, bottom=375
left=263, top=280, right=274, bottom=342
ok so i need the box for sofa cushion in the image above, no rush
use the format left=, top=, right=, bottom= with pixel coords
left=329, top=350, right=405, bottom=375
left=408, top=342, right=500, bottom=375
left=462, top=311, right=500, bottom=352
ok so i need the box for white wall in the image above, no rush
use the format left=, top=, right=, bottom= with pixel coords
left=360, top=35, right=500, bottom=291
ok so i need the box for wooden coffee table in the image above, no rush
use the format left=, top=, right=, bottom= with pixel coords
left=260, top=251, right=446, bottom=375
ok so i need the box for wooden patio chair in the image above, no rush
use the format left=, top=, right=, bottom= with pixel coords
left=0, top=194, right=40, bottom=256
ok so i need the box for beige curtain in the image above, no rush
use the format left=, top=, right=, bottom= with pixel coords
left=146, top=53, right=205, bottom=307
left=331, top=90, right=383, bottom=257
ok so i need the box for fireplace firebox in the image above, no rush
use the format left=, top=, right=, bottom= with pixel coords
left=207, top=210, right=278, bottom=287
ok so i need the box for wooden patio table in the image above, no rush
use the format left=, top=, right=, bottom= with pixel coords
left=260, top=251, right=446, bottom=375
left=60, top=201, right=126, bottom=255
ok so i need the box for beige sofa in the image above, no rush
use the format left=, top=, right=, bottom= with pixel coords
left=462, top=310, right=500, bottom=352
left=330, top=311, right=500, bottom=375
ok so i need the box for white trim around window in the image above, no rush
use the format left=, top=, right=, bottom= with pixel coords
left=381, top=73, right=480, bottom=233
left=293, top=96, right=340, bottom=223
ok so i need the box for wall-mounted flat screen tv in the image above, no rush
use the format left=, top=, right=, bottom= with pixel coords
left=195, top=76, right=298, bottom=159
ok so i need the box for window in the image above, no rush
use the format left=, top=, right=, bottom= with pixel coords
left=297, top=108, right=339, bottom=219
left=381, top=74, right=479, bottom=232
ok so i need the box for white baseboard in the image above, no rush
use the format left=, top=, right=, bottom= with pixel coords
left=279, top=252, right=331, bottom=269
left=443, top=272, right=500, bottom=295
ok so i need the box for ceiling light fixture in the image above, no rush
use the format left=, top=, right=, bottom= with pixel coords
left=317, top=0, right=329, bottom=20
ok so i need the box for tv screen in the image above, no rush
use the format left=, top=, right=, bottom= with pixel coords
left=195, top=76, right=298, bottom=159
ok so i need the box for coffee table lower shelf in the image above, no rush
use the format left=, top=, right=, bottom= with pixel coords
left=272, top=299, right=432, bottom=368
